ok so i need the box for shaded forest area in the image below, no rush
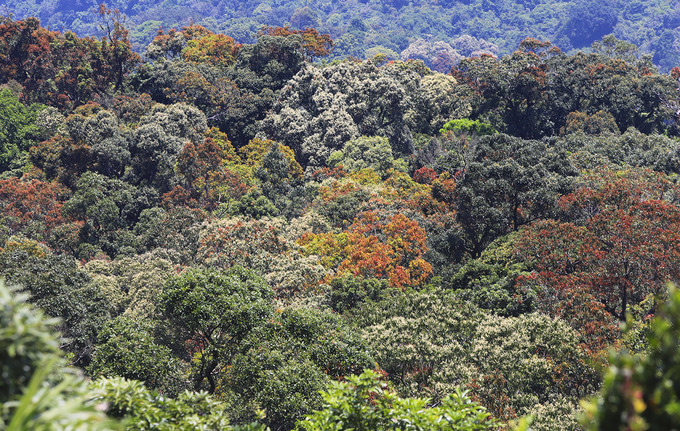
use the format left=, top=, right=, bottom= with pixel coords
left=2, top=6, right=680, bottom=430
left=2, top=0, right=680, bottom=71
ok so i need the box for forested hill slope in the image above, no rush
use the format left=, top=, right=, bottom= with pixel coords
left=2, top=0, right=679, bottom=70
left=2, top=8, right=680, bottom=430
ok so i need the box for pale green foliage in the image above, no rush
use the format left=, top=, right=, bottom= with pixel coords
left=470, top=313, right=596, bottom=414
left=198, top=216, right=331, bottom=297
left=519, top=401, right=581, bottom=431
left=84, top=254, right=176, bottom=320
left=93, top=377, right=266, bottom=430
left=84, top=110, right=131, bottom=178
left=296, top=369, right=496, bottom=431
left=262, top=60, right=423, bottom=168
left=282, top=210, right=332, bottom=242
left=35, top=105, right=66, bottom=138
left=558, top=128, right=680, bottom=175
left=197, top=216, right=290, bottom=275
left=413, top=73, right=473, bottom=134
left=133, top=207, right=206, bottom=264
left=265, top=253, right=331, bottom=299
left=138, top=103, right=207, bottom=146
left=130, top=103, right=207, bottom=189
left=328, top=136, right=404, bottom=178
left=360, top=292, right=481, bottom=398
left=358, top=291, right=598, bottom=422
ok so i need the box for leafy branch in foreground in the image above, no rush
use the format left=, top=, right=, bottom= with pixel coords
left=581, top=284, right=680, bottom=430
left=296, top=369, right=497, bottom=431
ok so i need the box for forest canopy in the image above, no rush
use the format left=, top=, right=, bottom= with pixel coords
left=1, top=6, right=680, bottom=430
left=2, top=0, right=680, bottom=71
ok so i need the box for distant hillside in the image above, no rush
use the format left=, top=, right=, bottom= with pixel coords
left=2, top=0, right=679, bottom=70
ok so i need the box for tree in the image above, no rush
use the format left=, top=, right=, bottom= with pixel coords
left=413, top=73, right=473, bottom=135
left=0, top=177, right=71, bottom=245
left=357, top=291, right=598, bottom=423
left=225, top=307, right=374, bottom=430
left=88, top=315, right=188, bottom=396
left=299, top=211, right=433, bottom=289
left=0, top=238, right=111, bottom=367
left=251, top=140, right=308, bottom=218
left=96, top=4, right=141, bottom=91
left=0, top=15, right=138, bottom=109
left=172, top=128, right=248, bottom=211
left=84, top=110, right=131, bottom=179
left=516, top=168, right=680, bottom=352
left=328, top=136, right=404, bottom=178
left=297, top=370, right=496, bottom=431
left=400, top=39, right=462, bottom=73
left=557, top=128, right=680, bottom=176
left=259, top=26, right=333, bottom=61
left=557, top=0, right=618, bottom=49
left=447, top=232, right=534, bottom=317
left=183, top=33, right=241, bottom=68
left=0, top=88, right=44, bottom=174
left=262, top=59, right=423, bottom=168
left=197, top=217, right=290, bottom=275
left=133, top=206, right=207, bottom=264
left=160, top=266, right=273, bottom=393
left=63, top=171, right=157, bottom=257
left=452, top=42, right=678, bottom=138
left=84, top=253, right=176, bottom=320
left=93, top=377, right=266, bottom=431
left=452, top=134, right=576, bottom=257
left=129, top=103, right=207, bottom=191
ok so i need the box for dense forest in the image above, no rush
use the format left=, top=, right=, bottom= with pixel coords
left=2, top=3, right=680, bottom=430
left=2, top=0, right=680, bottom=71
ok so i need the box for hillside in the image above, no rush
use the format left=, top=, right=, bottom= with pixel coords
left=1, top=10, right=680, bottom=430
left=2, top=0, right=680, bottom=70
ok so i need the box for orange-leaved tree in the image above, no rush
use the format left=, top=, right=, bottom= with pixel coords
left=299, top=211, right=432, bottom=289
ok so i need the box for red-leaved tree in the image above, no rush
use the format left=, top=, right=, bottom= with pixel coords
left=516, top=168, right=680, bottom=352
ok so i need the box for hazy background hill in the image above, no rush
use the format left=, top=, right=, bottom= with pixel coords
left=2, top=0, right=679, bottom=70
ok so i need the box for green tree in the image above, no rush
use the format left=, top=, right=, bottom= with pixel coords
left=63, top=171, right=157, bottom=258
left=87, top=315, right=188, bottom=396
left=452, top=134, right=576, bottom=257
left=93, top=377, right=266, bottom=431
left=447, top=232, right=534, bottom=317
left=160, top=266, right=273, bottom=393
left=0, top=238, right=111, bottom=367
left=225, top=307, right=375, bottom=430
left=0, top=88, right=44, bottom=174
left=296, top=369, right=496, bottom=431
left=328, top=136, right=405, bottom=178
